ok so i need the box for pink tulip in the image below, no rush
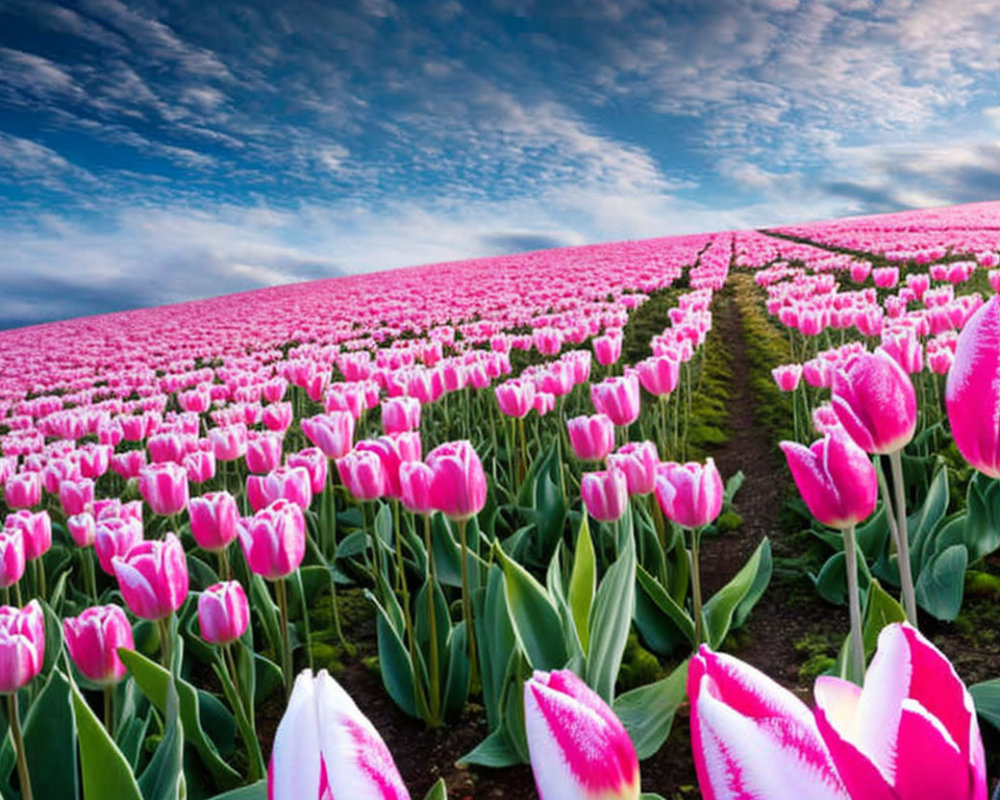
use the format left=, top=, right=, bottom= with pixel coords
left=286, top=448, right=328, bottom=495
left=495, top=379, right=537, bottom=419
left=64, top=605, right=134, bottom=685
left=580, top=468, right=629, bottom=523
left=872, top=266, right=899, bottom=288
left=593, top=331, right=623, bottom=366
left=139, top=462, right=189, bottom=516
left=929, top=347, right=954, bottom=375
left=59, top=477, right=95, bottom=516
left=381, top=396, right=421, bottom=434
left=780, top=431, right=877, bottom=529
left=880, top=330, right=924, bottom=375
left=5, top=510, right=51, bottom=561
left=77, top=444, right=112, bottom=479
left=238, top=499, right=306, bottom=580
left=262, top=402, right=294, bottom=432
left=524, top=669, right=639, bottom=800
left=184, top=450, right=217, bottom=484
left=814, top=623, right=987, bottom=800
left=356, top=433, right=422, bottom=499
left=567, top=414, right=616, bottom=462
left=42, top=458, right=80, bottom=494
left=688, top=645, right=849, bottom=800
left=946, top=294, right=1000, bottom=477
left=4, top=472, right=41, bottom=509
left=198, top=581, right=250, bottom=645
left=302, top=412, right=355, bottom=460
left=67, top=512, right=97, bottom=547
left=772, top=364, right=803, bottom=392
left=210, top=425, right=249, bottom=462
left=189, top=492, right=240, bottom=553
left=112, top=532, right=189, bottom=620
left=831, top=349, right=916, bottom=455
left=654, top=459, right=723, bottom=529
left=247, top=465, right=313, bottom=513
left=0, top=528, right=26, bottom=589
left=426, top=440, right=487, bottom=521
left=269, top=668, right=410, bottom=800
left=533, top=391, right=556, bottom=416
left=635, top=355, right=680, bottom=397
left=399, top=461, right=435, bottom=515
left=336, top=450, right=387, bottom=501
left=607, top=441, right=659, bottom=496
left=94, top=517, right=143, bottom=575
left=0, top=600, right=45, bottom=693
left=246, top=434, right=285, bottom=474
left=591, top=374, right=641, bottom=426
left=111, top=450, right=147, bottom=481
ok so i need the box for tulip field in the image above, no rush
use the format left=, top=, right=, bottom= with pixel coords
left=2, top=200, right=1000, bottom=799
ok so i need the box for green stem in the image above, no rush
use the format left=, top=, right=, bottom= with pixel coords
left=217, top=547, right=232, bottom=582
left=84, top=549, right=98, bottom=603
left=215, top=649, right=265, bottom=782
left=157, top=615, right=174, bottom=672
left=690, top=526, right=704, bottom=646
left=424, top=514, right=441, bottom=725
left=104, top=685, right=114, bottom=738
left=888, top=450, right=918, bottom=627
left=275, top=578, right=293, bottom=696
left=8, top=693, right=32, bottom=800
left=393, top=504, right=427, bottom=719
left=843, top=524, right=865, bottom=681
left=457, top=518, right=478, bottom=688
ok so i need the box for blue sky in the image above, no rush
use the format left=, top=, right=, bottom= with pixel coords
left=2, top=0, right=1000, bottom=329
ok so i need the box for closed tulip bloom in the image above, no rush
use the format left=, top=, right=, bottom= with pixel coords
left=67, top=512, right=97, bottom=547
left=567, top=414, right=616, bottom=462
left=59, top=477, right=95, bottom=516
left=780, top=431, right=877, bottom=529
left=688, top=645, right=849, bottom=800
left=286, top=448, right=328, bottom=495
left=533, top=391, right=556, bottom=416
left=831, top=349, right=917, bottom=455
left=189, top=491, right=240, bottom=552
left=593, top=332, right=623, bottom=366
left=269, top=668, right=410, bottom=800
left=495, top=379, right=536, bottom=418
left=607, top=441, right=659, bottom=496
left=636, top=354, right=680, bottom=397
left=946, top=295, right=1000, bottom=477
left=111, top=450, right=147, bottom=481
left=302, top=412, right=355, bottom=460
left=881, top=330, right=924, bottom=375
left=591, top=374, right=641, bottom=427
left=77, top=444, right=112, bottom=479
left=814, top=623, right=987, bottom=800
left=0, top=600, right=45, bottom=693
left=5, top=510, right=52, bottom=561
left=262, top=402, right=294, bottom=432
left=210, top=424, right=249, bottom=462
left=356, top=433, right=422, bottom=499
left=4, top=472, right=41, bottom=509
left=64, top=605, right=134, bottom=685
left=198, top=581, right=250, bottom=645
left=42, top=458, right=80, bottom=495
left=654, top=459, right=723, bottom=529
left=139, top=462, right=189, bottom=516
left=184, top=450, right=217, bottom=484
left=94, top=517, right=143, bottom=575
left=772, top=364, right=803, bottom=392
left=112, top=533, right=189, bottom=620
left=247, top=465, right=313, bottom=513
left=399, top=461, right=435, bottom=515
left=238, top=499, right=306, bottom=580
left=580, top=468, right=629, bottom=523
left=336, top=450, right=387, bottom=501
left=524, top=669, right=640, bottom=800
left=246, top=433, right=284, bottom=474
left=0, top=529, right=26, bottom=589
left=426, top=440, right=487, bottom=521
left=381, top=396, right=421, bottom=434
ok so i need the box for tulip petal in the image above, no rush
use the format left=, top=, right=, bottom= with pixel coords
left=269, top=671, right=322, bottom=800
left=892, top=699, right=969, bottom=800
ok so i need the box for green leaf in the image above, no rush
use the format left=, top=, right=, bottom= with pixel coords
left=248, top=574, right=281, bottom=664
left=369, top=596, right=418, bottom=718
left=118, top=648, right=242, bottom=790
left=422, top=778, right=448, bottom=800
left=908, top=463, right=949, bottom=574
left=704, top=538, right=772, bottom=647
left=971, top=678, right=1000, bottom=731
left=442, top=621, right=470, bottom=719
left=474, top=566, right=517, bottom=731
left=962, top=472, right=1000, bottom=564
left=723, top=470, right=745, bottom=506
left=612, top=660, right=688, bottom=760
left=21, top=669, right=78, bottom=800
left=71, top=679, right=143, bottom=800
left=495, top=546, right=568, bottom=671
left=862, top=579, right=906, bottom=658
left=254, top=653, right=283, bottom=705
left=457, top=726, right=521, bottom=768
left=138, top=678, right=184, bottom=800
left=586, top=534, right=636, bottom=702
left=812, top=549, right=872, bottom=608
left=635, top=564, right=695, bottom=647
left=568, top=517, right=596, bottom=653
left=915, top=544, right=967, bottom=621
left=206, top=780, right=267, bottom=800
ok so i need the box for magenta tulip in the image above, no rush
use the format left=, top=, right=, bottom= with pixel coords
left=635, top=354, right=680, bottom=397
left=67, top=512, right=97, bottom=547
left=246, top=433, right=284, bottom=474
left=184, top=450, right=217, bottom=484
left=59, top=478, right=95, bottom=516
left=3, top=472, right=41, bottom=510
left=381, top=396, right=421, bottom=434
left=772, top=364, right=803, bottom=392
left=112, top=533, right=190, bottom=620
left=567, top=414, right=616, bottom=462
left=591, top=374, right=641, bottom=427
left=238, top=499, right=306, bottom=580
left=495, top=379, right=536, bottom=418
left=262, top=402, right=294, bottom=432
left=831, top=349, right=917, bottom=455
left=0, top=528, right=26, bottom=589
left=189, top=492, right=240, bottom=553
left=524, top=669, right=640, bottom=800
left=580, top=468, right=629, bottom=523
left=607, top=441, right=659, bottom=496
left=4, top=510, right=51, bottom=561
left=302, top=412, right=355, bottom=460
left=426, top=440, right=487, bottom=521
left=94, top=517, right=143, bottom=575
left=356, top=433, right=422, bottom=499
left=198, top=581, right=250, bottom=645
left=139, top=462, right=189, bottom=516
left=64, top=605, right=134, bottom=685
left=399, top=461, right=435, bottom=516
left=654, top=459, right=723, bottom=529
left=946, top=294, right=1000, bottom=477
left=247, top=465, right=312, bottom=513
left=286, top=448, right=328, bottom=495
left=0, top=600, right=45, bottom=693
left=210, top=424, right=248, bottom=462
left=336, top=450, right=387, bottom=501
left=593, top=331, right=623, bottom=366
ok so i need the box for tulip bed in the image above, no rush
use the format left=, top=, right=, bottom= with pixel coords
left=1, top=201, right=1000, bottom=799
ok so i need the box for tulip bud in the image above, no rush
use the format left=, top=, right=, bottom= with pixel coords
left=567, top=414, right=616, bottom=462
left=593, top=331, right=623, bottom=366
left=246, top=465, right=312, bottom=513
left=399, top=461, right=435, bottom=515
left=262, top=402, right=294, bottom=432
left=0, top=528, right=26, bottom=589
left=67, top=512, right=97, bottom=547
left=286, top=448, right=328, bottom=495
left=580, top=468, right=629, bottom=523
left=302, top=413, right=355, bottom=460
left=139, top=462, right=189, bottom=516
left=59, top=477, right=95, bottom=516
left=607, top=441, right=659, bottom=496
left=189, top=491, right=240, bottom=553
left=336, top=450, right=387, bottom=501
left=3, top=472, right=41, bottom=510
left=245, top=433, right=284, bottom=474
left=0, top=600, right=45, bottom=693
left=426, top=440, right=487, bottom=521
left=831, top=349, right=917, bottom=455
left=591, top=374, right=641, bottom=427
left=198, top=581, right=250, bottom=645
left=238, top=499, right=306, bottom=580
left=112, top=533, right=189, bottom=620
left=94, top=517, right=143, bottom=575
left=771, top=364, right=803, bottom=392
left=654, top=459, right=723, bottom=529
left=381, top=396, right=421, bottom=434
left=184, top=450, right=217, bottom=484
left=64, top=605, right=134, bottom=685
left=495, top=379, right=536, bottom=419
left=636, top=355, right=680, bottom=397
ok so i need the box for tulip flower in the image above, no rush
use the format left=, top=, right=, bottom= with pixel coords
left=814, top=623, right=987, bottom=800
left=772, top=363, right=803, bottom=392
left=635, top=354, right=680, bottom=397
left=247, top=465, right=313, bottom=512
left=591, top=374, right=641, bottom=427
left=139, top=462, right=189, bottom=517
left=4, top=510, right=52, bottom=561
left=64, top=605, right=134, bottom=685
left=262, top=401, right=294, bottom=432
left=210, top=424, right=249, bottom=462
left=688, top=645, right=849, bottom=800
left=580, top=468, right=629, bottom=523
left=238, top=499, right=306, bottom=581
left=112, top=532, right=189, bottom=622
left=607, top=441, right=659, bottom=496
left=399, top=461, right=434, bottom=516
left=0, top=528, right=26, bottom=589
left=3, top=472, right=41, bottom=510
left=946, top=294, right=1000, bottom=478
left=246, top=433, right=284, bottom=474
left=0, top=599, right=44, bottom=800
left=336, top=449, right=387, bottom=501
left=67, top=512, right=96, bottom=548
left=426, top=440, right=487, bottom=522
left=356, top=433, right=422, bottom=499
left=58, top=477, right=95, bottom=516
left=381, top=395, right=421, bottom=434
left=302, top=412, right=355, bottom=459
left=184, top=450, right=217, bottom=484
left=94, top=517, right=143, bottom=575
left=495, top=379, right=536, bottom=418
left=269, top=669, right=411, bottom=800
left=524, top=669, right=640, bottom=800
left=286, top=448, right=328, bottom=495
left=111, top=450, right=147, bottom=481
left=567, top=414, right=616, bottom=462
left=831, top=349, right=916, bottom=456
left=189, top=491, right=240, bottom=553
left=593, top=331, right=623, bottom=366
left=198, top=581, right=250, bottom=645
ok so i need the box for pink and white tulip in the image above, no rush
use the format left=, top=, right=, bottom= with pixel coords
left=239, top=499, right=306, bottom=581
left=831, top=349, right=916, bottom=455
left=0, top=600, right=45, bottom=694
left=567, top=414, right=616, bottom=462
left=654, top=459, right=723, bottom=529
left=189, top=491, right=240, bottom=553
left=64, top=605, right=134, bottom=685
left=112, top=532, right=190, bottom=620
left=198, top=581, right=250, bottom=645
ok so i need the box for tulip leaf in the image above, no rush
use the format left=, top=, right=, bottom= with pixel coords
left=370, top=595, right=418, bottom=717
left=970, top=678, right=1000, bottom=732
left=586, top=533, right=635, bottom=702
left=138, top=678, right=184, bottom=800
left=248, top=574, right=282, bottom=665
left=118, top=648, right=242, bottom=790
left=640, top=795, right=668, bottom=800
left=862, top=579, right=906, bottom=658
left=915, top=544, right=967, bottom=621
left=205, top=780, right=267, bottom=799
left=958, top=472, right=1000, bottom=564
left=39, top=599, right=65, bottom=678
left=613, top=659, right=688, bottom=760
left=704, top=538, right=771, bottom=649
left=422, top=778, right=448, bottom=800
left=457, top=726, right=521, bottom=768
left=16, top=668, right=78, bottom=800
left=474, top=566, right=517, bottom=732
left=635, top=563, right=696, bottom=647
left=812, top=547, right=872, bottom=608
left=71, top=679, right=143, bottom=800
left=496, top=545, right=569, bottom=671
left=568, top=517, right=596, bottom=653
left=442, top=620, right=470, bottom=719
left=908, top=462, right=949, bottom=574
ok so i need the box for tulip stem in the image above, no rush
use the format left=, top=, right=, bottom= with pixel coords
left=8, top=694, right=32, bottom=800
left=457, top=518, right=478, bottom=689
left=393, top=503, right=428, bottom=720
left=217, top=646, right=265, bottom=782
left=424, top=514, right=441, bottom=725
left=843, top=524, right=865, bottom=681
left=104, top=686, right=114, bottom=738
left=158, top=616, right=174, bottom=672
left=518, top=417, right=528, bottom=487
left=217, top=547, right=232, bottom=582
left=888, top=450, right=918, bottom=627
left=275, top=578, right=293, bottom=696
left=84, top=550, right=98, bottom=603
left=658, top=395, right=670, bottom=460
left=690, top=526, right=704, bottom=646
